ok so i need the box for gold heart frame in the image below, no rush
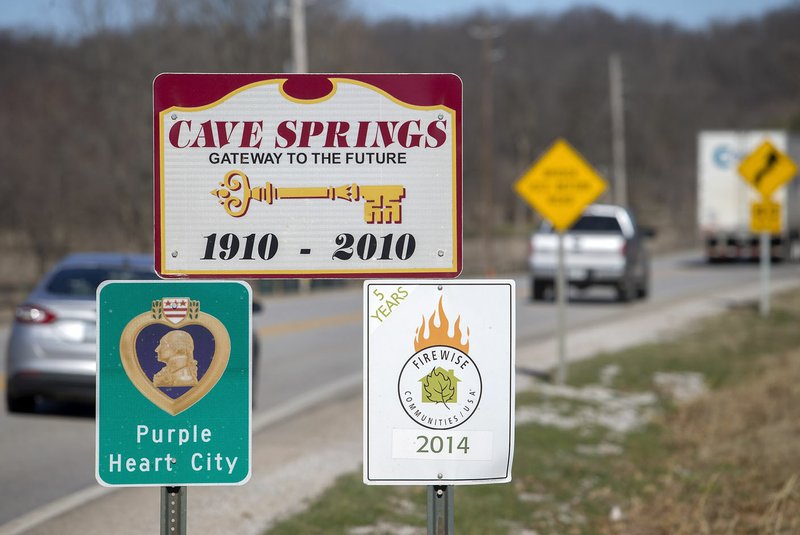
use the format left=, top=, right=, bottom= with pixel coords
left=119, top=310, right=230, bottom=416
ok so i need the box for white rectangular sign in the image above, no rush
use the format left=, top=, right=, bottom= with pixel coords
left=364, top=280, right=515, bottom=485
left=154, top=73, right=462, bottom=278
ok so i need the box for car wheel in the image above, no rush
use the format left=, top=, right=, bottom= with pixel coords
left=616, top=278, right=635, bottom=302
left=7, top=393, right=36, bottom=414
left=636, top=276, right=650, bottom=299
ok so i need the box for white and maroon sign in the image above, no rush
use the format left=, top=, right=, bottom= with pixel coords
left=153, top=74, right=462, bottom=278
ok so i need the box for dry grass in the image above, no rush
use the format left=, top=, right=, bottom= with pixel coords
left=268, top=291, right=800, bottom=535
left=609, top=349, right=800, bottom=534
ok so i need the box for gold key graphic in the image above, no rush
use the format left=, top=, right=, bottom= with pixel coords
left=211, top=170, right=406, bottom=224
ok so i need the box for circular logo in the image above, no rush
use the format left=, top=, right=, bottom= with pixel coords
left=397, top=344, right=482, bottom=430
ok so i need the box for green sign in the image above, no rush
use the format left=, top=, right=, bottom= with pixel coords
left=96, top=281, right=251, bottom=486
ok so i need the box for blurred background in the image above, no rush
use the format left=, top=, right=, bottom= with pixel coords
left=2, top=0, right=799, bottom=301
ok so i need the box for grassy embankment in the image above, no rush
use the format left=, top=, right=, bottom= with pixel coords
left=267, top=290, right=800, bottom=534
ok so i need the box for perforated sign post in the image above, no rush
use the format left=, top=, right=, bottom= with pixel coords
left=96, top=281, right=251, bottom=492
left=154, top=73, right=463, bottom=279
left=364, top=281, right=515, bottom=532
left=513, top=139, right=607, bottom=383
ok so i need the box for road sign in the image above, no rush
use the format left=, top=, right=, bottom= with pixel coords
left=364, top=280, right=515, bottom=485
left=153, top=73, right=463, bottom=278
left=751, top=199, right=782, bottom=234
left=96, top=281, right=251, bottom=486
left=738, top=140, right=798, bottom=198
left=513, top=138, right=607, bottom=231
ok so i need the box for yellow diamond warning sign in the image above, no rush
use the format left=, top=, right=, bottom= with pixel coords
left=738, top=140, right=797, bottom=198
left=513, top=139, right=607, bottom=232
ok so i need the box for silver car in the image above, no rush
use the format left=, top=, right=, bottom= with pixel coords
left=5, top=253, right=160, bottom=412
left=528, top=204, right=652, bottom=302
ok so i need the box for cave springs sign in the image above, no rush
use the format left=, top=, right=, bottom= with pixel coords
left=153, top=73, right=463, bottom=278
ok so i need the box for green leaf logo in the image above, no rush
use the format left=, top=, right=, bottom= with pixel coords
left=420, top=367, right=459, bottom=408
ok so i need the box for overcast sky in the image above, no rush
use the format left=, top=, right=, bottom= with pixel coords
left=1, top=0, right=796, bottom=36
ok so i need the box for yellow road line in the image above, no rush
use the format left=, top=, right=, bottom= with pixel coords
left=257, top=311, right=361, bottom=338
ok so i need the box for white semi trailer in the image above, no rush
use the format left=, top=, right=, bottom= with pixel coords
left=697, top=130, right=800, bottom=262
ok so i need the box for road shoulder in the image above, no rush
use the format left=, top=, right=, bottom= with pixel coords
left=9, top=276, right=800, bottom=535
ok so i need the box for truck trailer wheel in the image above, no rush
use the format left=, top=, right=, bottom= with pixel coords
left=531, top=279, right=547, bottom=301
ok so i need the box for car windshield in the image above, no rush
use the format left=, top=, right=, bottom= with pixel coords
left=45, top=267, right=158, bottom=297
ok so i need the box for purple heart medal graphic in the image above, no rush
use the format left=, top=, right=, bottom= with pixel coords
left=119, top=297, right=230, bottom=415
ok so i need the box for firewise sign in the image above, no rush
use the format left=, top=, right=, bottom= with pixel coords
left=153, top=73, right=463, bottom=279
left=363, top=280, right=515, bottom=485
left=96, top=280, right=251, bottom=486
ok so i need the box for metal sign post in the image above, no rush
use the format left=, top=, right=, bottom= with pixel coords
left=427, top=485, right=454, bottom=534
left=161, top=486, right=187, bottom=535
left=760, top=232, right=770, bottom=317
left=556, top=231, right=567, bottom=384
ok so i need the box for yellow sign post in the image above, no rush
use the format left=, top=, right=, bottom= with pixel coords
left=513, top=138, right=607, bottom=231
left=750, top=200, right=782, bottom=234
left=738, top=140, right=797, bottom=198
left=514, top=139, right=607, bottom=384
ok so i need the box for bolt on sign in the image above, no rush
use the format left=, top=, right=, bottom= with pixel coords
left=153, top=73, right=463, bottom=278
left=96, top=281, right=251, bottom=486
left=513, top=138, right=607, bottom=231
left=738, top=140, right=798, bottom=198
left=751, top=199, right=782, bottom=234
left=364, top=281, right=515, bottom=485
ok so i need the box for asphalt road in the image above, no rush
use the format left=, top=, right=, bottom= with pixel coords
left=0, top=250, right=798, bottom=527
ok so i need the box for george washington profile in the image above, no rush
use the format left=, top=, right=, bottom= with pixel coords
left=152, top=330, right=199, bottom=387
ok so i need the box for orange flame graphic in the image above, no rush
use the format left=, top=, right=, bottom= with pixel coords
left=414, top=296, right=470, bottom=353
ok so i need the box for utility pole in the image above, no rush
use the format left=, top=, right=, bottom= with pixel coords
left=609, top=53, right=628, bottom=207
left=470, top=24, right=503, bottom=275
left=290, top=0, right=308, bottom=73
left=291, top=0, right=311, bottom=295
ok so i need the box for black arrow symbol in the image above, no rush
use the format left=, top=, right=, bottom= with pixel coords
left=754, top=150, right=779, bottom=187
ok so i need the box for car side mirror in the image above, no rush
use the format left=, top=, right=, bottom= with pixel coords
left=252, top=300, right=263, bottom=314
left=641, top=227, right=657, bottom=238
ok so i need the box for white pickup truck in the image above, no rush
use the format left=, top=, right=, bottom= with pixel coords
left=527, top=204, right=651, bottom=302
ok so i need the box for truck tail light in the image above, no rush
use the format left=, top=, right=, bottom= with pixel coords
left=15, top=304, right=57, bottom=324
left=621, top=241, right=629, bottom=256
